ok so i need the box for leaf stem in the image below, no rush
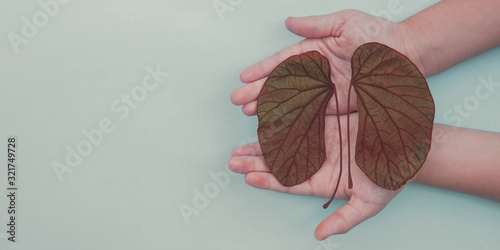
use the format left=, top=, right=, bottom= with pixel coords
left=323, top=85, right=343, bottom=209
left=347, top=84, right=354, bottom=189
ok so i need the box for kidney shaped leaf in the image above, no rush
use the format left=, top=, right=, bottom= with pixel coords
left=351, top=42, right=435, bottom=190
left=257, top=51, right=334, bottom=186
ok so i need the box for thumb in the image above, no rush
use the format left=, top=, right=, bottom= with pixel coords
left=285, top=11, right=351, bottom=38
left=314, top=197, right=384, bottom=240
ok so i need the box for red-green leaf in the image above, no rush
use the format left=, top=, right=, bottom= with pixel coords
left=257, top=51, right=335, bottom=186
left=351, top=42, right=435, bottom=190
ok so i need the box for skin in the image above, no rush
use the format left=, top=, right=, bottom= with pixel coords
left=230, top=0, right=500, bottom=240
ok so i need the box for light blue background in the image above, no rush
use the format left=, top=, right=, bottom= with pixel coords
left=0, top=0, right=499, bottom=249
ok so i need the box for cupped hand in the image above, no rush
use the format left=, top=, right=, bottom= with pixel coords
left=229, top=10, right=417, bottom=240
left=231, top=10, right=420, bottom=116
left=229, top=112, right=400, bottom=240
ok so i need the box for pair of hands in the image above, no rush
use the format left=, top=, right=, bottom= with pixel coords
left=230, top=10, right=421, bottom=240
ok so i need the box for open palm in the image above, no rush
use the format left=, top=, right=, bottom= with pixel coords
left=230, top=112, right=401, bottom=240
left=230, top=11, right=420, bottom=240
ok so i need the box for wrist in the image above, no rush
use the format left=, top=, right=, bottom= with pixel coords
left=396, top=20, right=439, bottom=77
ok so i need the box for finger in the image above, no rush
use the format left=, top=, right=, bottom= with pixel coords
left=314, top=197, right=384, bottom=240
left=230, top=78, right=266, bottom=106
left=229, top=156, right=269, bottom=174
left=240, top=45, right=306, bottom=83
left=241, top=11, right=358, bottom=85
left=231, top=142, right=262, bottom=156
left=245, top=172, right=313, bottom=196
left=286, top=11, right=352, bottom=38
left=242, top=101, right=257, bottom=116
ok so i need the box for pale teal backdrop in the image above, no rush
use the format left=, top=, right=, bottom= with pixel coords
left=0, top=0, right=499, bottom=249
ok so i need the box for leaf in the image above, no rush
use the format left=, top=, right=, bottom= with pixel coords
left=257, top=51, right=335, bottom=186
left=350, top=42, right=435, bottom=190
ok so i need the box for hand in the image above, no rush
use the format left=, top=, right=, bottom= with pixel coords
left=231, top=10, right=421, bottom=116
left=229, top=113, right=400, bottom=240
left=230, top=11, right=416, bottom=240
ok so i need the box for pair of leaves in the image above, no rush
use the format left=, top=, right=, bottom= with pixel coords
left=256, top=43, right=435, bottom=207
